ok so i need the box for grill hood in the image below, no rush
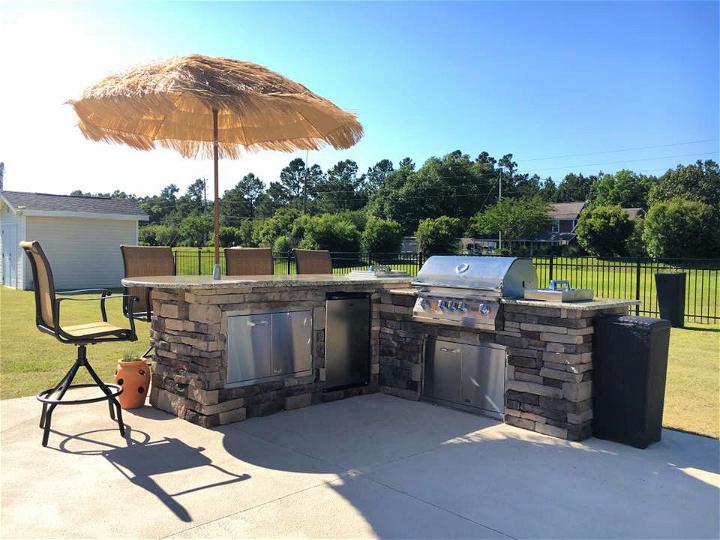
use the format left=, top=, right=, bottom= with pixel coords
left=412, top=256, right=537, bottom=298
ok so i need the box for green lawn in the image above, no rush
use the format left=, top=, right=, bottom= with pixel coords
left=1, top=287, right=717, bottom=438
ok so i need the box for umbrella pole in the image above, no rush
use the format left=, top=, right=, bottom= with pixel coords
left=212, top=108, right=221, bottom=280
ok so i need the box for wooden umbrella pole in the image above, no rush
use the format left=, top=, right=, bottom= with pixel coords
left=212, top=108, right=221, bottom=279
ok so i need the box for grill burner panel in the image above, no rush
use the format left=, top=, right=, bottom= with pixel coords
left=411, top=256, right=537, bottom=330
left=413, top=294, right=501, bottom=330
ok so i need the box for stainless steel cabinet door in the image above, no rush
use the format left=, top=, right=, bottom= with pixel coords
left=271, top=310, right=312, bottom=376
left=461, top=344, right=505, bottom=415
left=226, top=314, right=272, bottom=384
left=430, top=341, right=462, bottom=403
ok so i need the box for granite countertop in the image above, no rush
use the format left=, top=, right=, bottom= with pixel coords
left=388, top=288, right=639, bottom=311
left=122, top=274, right=413, bottom=290
left=501, top=298, right=639, bottom=311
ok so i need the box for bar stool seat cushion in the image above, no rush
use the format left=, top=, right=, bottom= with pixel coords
left=63, top=321, right=124, bottom=337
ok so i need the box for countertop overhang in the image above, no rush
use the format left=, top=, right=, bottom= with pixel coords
left=122, top=274, right=413, bottom=289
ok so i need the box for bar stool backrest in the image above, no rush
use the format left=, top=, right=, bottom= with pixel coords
left=19, top=241, right=58, bottom=331
left=294, top=249, right=333, bottom=275
left=120, top=245, right=175, bottom=317
left=225, top=247, right=273, bottom=276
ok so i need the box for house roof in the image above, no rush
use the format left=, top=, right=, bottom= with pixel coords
left=550, top=201, right=586, bottom=220
left=0, top=191, right=148, bottom=220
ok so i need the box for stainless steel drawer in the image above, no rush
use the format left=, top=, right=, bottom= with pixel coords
left=226, top=314, right=272, bottom=384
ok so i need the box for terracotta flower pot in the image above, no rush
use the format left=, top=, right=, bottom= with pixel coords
left=114, top=359, right=151, bottom=409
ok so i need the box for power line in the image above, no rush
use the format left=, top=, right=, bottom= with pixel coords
left=520, top=138, right=719, bottom=162
left=529, top=151, right=718, bottom=173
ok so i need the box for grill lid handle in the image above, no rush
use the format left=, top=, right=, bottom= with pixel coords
left=455, top=263, right=470, bottom=274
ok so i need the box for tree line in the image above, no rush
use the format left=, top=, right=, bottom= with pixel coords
left=70, top=151, right=720, bottom=259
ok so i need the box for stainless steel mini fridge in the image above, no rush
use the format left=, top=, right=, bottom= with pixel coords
left=325, top=292, right=371, bottom=390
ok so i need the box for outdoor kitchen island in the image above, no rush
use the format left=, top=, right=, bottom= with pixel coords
left=123, top=268, right=638, bottom=442
left=122, top=274, right=413, bottom=428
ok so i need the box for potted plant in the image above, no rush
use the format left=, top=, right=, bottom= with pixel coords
left=113, top=352, right=151, bottom=409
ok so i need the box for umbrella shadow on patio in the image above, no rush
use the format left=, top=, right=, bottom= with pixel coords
left=52, top=425, right=250, bottom=523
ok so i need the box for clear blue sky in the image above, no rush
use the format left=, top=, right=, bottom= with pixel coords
left=1, top=1, right=718, bottom=195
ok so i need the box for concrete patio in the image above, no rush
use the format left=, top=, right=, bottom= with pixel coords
left=1, top=392, right=718, bottom=539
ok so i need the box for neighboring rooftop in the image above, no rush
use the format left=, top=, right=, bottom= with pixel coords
left=550, top=201, right=586, bottom=220
left=0, top=190, right=147, bottom=219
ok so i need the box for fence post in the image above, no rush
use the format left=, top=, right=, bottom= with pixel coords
left=173, top=249, right=177, bottom=275
left=287, top=251, right=292, bottom=275
left=197, top=247, right=202, bottom=275
left=548, top=255, right=554, bottom=282
left=635, top=259, right=641, bottom=315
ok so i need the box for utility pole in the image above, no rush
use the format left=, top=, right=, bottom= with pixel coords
left=302, top=152, right=308, bottom=213
left=498, top=168, right=502, bottom=250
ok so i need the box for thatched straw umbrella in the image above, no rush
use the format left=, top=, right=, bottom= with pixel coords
left=69, top=54, right=363, bottom=278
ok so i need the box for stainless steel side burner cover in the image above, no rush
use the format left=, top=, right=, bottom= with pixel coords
left=412, top=256, right=537, bottom=297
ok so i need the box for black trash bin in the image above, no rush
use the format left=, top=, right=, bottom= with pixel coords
left=655, top=272, right=686, bottom=328
left=593, top=315, right=671, bottom=448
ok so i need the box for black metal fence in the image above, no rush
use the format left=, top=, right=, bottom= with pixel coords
left=172, top=248, right=720, bottom=323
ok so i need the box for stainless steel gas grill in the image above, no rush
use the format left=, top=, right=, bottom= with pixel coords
left=412, top=256, right=537, bottom=330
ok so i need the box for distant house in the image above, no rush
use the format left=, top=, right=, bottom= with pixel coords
left=0, top=190, right=148, bottom=290
left=549, top=201, right=586, bottom=237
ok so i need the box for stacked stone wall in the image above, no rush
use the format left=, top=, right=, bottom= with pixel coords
left=149, top=284, right=387, bottom=427
left=377, top=291, right=629, bottom=441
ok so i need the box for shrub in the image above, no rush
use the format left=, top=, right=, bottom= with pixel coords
left=575, top=205, right=633, bottom=257
left=253, top=208, right=302, bottom=246
left=467, top=196, right=551, bottom=240
left=643, top=198, right=720, bottom=258
left=560, top=243, right=585, bottom=257
left=361, top=217, right=402, bottom=253
left=624, top=219, right=647, bottom=257
left=415, top=216, right=462, bottom=256
left=139, top=224, right=180, bottom=247
left=299, top=214, right=361, bottom=252
left=273, top=235, right=292, bottom=253
left=139, top=224, right=161, bottom=246
left=178, top=214, right=212, bottom=247
left=219, top=226, right=243, bottom=247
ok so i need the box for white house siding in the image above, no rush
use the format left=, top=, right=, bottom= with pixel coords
left=24, top=216, right=137, bottom=290
left=0, top=205, right=25, bottom=288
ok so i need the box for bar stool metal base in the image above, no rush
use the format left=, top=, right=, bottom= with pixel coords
left=36, top=344, right=125, bottom=447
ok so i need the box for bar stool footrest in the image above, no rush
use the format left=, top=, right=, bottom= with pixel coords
left=37, top=383, right=123, bottom=405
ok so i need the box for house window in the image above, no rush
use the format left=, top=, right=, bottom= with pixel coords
left=552, top=220, right=560, bottom=233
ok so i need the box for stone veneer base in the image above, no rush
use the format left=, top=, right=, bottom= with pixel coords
left=148, top=283, right=393, bottom=428
left=146, top=280, right=633, bottom=442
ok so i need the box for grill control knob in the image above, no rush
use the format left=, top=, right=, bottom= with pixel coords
left=419, top=298, right=430, bottom=309
left=458, top=302, right=468, bottom=312
left=479, top=303, right=491, bottom=315
left=448, top=301, right=457, bottom=312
